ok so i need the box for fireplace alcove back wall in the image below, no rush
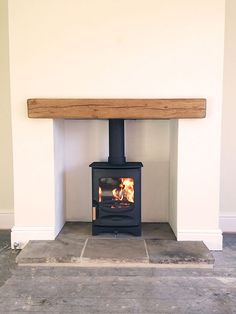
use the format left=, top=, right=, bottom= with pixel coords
left=64, top=119, right=170, bottom=223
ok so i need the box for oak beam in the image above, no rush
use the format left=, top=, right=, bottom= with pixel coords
left=27, top=98, right=206, bottom=119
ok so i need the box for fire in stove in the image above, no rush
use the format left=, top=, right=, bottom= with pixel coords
left=112, top=178, right=134, bottom=203
left=99, top=177, right=134, bottom=208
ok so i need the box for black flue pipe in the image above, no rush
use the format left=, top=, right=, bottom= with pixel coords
left=108, top=119, right=126, bottom=165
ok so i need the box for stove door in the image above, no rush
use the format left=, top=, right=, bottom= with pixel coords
left=92, top=168, right=141, bottom=227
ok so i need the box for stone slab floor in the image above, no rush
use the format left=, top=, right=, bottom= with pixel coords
left=0, top=230, right=236, bottom=313
left=16, top=223, right=214, bottom=267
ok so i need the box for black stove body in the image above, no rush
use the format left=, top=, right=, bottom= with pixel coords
left=89, top=119, right=143, bottom=236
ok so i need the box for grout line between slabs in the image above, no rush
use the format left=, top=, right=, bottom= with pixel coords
left=80, top=238, right=88, bottom=262
left=144, top=240, right=150, bottom=262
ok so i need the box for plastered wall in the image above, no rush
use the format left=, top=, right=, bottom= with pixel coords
left=7, top=0, right=225, bottom=250
left=220, top=0, right=236, bottom=216
left=0, top=0, right=14, bottom=217
left=65, top=120, right=169, bottom=222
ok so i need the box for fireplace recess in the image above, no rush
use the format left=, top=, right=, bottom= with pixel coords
left=90, top=119, right=143, bottom=236
left=27, top=98, right=207, bottom=237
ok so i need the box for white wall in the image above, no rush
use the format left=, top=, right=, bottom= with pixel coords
left=126, top=120, right=169, bottom=222
left=65, top=120, right=169, bottom=222
left=169, top=120, right=178, bottom=235
left=220, top=0, right=236, bottom=223
left=0, top=0, right=14, bottom=228
left=65, top=120, right=108, bottom=221
left=54, top=120, right=66, bottom=235
left=8, top=0, right=225, bottom=249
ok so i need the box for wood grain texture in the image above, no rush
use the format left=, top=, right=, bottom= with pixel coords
left=27, top=98, right=206, bottom=119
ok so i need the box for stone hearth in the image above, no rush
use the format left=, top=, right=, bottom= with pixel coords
left=16, top=223, right=214, bottom=268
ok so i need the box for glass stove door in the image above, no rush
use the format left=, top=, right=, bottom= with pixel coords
left=99, top=177, right=134, bottom=209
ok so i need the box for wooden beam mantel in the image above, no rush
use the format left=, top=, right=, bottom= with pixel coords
left=27, top=98, right=206, bottom=119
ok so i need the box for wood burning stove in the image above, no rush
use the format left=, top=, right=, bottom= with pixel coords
left=90, top=119, right=143, bottom=236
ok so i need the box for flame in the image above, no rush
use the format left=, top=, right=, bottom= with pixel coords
left=99, top=186, right=102, bottom=202
left=112, top=178, right=134, bottom=203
